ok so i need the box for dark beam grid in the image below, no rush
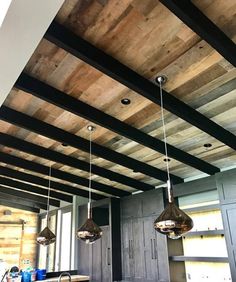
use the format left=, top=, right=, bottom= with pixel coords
left=45, top=21, right=236, bottom=151
left=0, top=106, right=183, bottom=184
left=15, top=73, right=218, bottom=175
left=159, top=0, right=236, bottom=67
left=0, top=132, right=154, bottom=192
left=0, top=199, right=39, bottom=213
left=0, top=166, right=99, bottom=200
left=0, top=151, right=128, bottom=198
left=0, top=185, right=60, bottom=207
left=0, top=173, right=72, bottom=202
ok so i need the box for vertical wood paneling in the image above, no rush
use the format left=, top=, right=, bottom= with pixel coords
left=0, top=205, right=38, bottom=268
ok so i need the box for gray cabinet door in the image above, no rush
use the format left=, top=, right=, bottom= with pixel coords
left=121, top=219, right=134, bottom=280
left=78, top=205, right=111, bottom=282
left=155, top=229, right=170, bottom=281
left=220, top=203, right=236, bottom=282
left=217, top=170, right=236, bottom=281
left=143, top=216, right=170, bottom=282
left=132, top=218, right=145, bottom=281
left=143, top=216, right=159, bottom=282
left=91, top=237, right=102, bottom=282
left=142, top=189, right=164, bottom=217
left=101, top=226, right=111, bottom=282
left=121, top=196, right=142, bottom=219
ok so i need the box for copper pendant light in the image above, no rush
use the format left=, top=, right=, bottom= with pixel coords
left=77, top=202, right=102, bottom=244
left=154, top=181, right=193, bottom=239
left=37, top=164, right=56, bottom=246
left=77, top=126, right=102, bottom=244
left=153, top=76, right=193, bottom=239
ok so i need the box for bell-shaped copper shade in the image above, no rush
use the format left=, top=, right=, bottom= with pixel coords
left=37, top=226, right=56, bottom=246
left=154, top=202, right=193, bottom=239
left=77, top=218, right=102, bottom=244
left=77, top=202, right=102, bottom=244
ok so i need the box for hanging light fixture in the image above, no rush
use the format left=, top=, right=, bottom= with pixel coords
left=37, top=164, right=56, bottom=246
left=77, top=125, right=102, bottom=244
left=153, top=76, right=193, bottom=239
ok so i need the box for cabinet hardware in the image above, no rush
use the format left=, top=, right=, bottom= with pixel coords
left=151, top=239, right=154, bottom=259
left=153, top=238, right=157, bottom=260
left=131, top=239, right=134, bottom=259
left=107, top=247, right=111, bottom=265
left=128, top=240, right=131, bottom=259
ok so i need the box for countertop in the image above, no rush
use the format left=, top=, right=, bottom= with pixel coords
left=36, top=275, right=89, bottom=282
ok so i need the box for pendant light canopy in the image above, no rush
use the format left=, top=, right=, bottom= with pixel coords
left=153, top=76, right=193, bottom=239
left=77, top=126, right=102, bottom=244
left=37, top=164, right=56, bottom=246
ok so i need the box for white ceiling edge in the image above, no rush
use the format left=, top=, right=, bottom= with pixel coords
left=0, top=0, right=65, bottom=106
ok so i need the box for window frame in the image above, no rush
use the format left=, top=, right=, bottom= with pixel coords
left=37, top=210, right=58, bottom=271
left=57, top=205, right=73, bottom=271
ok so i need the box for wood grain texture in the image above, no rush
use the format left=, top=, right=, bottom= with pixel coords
left=0, top=205, right=38, bottom=268
left=0, top=0, right=235, bottom=196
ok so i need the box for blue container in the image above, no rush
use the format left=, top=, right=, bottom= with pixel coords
left=36, top=269, right=46, bottom=281
left=22, top=272, right=31, bottom=282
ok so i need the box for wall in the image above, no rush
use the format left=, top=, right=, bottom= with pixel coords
left=0, top=205, right=38, bottom=269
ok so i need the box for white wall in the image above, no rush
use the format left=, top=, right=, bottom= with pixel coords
left=0, top=0, right=65, bottom=106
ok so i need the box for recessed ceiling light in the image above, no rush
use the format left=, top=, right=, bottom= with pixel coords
left=61, top=143, right=68, bottom=147
left=0, top=0, right=12, bottom=28
left=203, top=143, right=212, bottom=148
left=163, top=158, right=171, bottom=162
left=121, top=98, right=131, bottom=105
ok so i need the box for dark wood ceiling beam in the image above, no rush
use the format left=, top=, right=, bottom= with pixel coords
left=0, top=133, right=154, bottom=192
left=15, top=73, right=219, bottom=175
left=0, top=191, right=47, bottom=210
left=0, top=199, right=40, bottom=213
left=45, top=21, right=236, bottom=151
left=0, top=185, right=60, bottom=207
left=159, top=0, right=236, bottom=67
left=0, top=173, right=72, bottom=203
left=0, top=166, right=98, bottom=200
left=0, top=106, right=183, bottom=184
left=0, top=151, right=128, bottom=198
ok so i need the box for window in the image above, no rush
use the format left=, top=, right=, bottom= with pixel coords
left=37, top=205, right=74, bottom=272
left=38, top=211, right=57, bottom=271
left=179, top=191, right=232, bottom=282
left=58, top=206, right=72, bottom=271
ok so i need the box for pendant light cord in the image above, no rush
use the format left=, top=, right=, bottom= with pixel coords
left=46, top=164, right=51, bottom=226
left=159, top=79, right=172, bottom=202
left=88, top=129, right=93, bottom=218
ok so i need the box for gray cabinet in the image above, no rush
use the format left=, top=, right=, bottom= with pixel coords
left=220, top=203, right=236, bottom=282
left=143, top=216, right=169, bottom=282
left=101, top=226, right=111, bottom=282
left=121, top=188, right=170, bottom=282
left=121, top=218, right=145, bottom=281
left=78, top=225, right=111, bottom=282
left=121, top=196, right=142, bottom=219
left=132, top=218, right=145, bottom=281
left=143, top=216, right=159, bottom=282
left=122, top=219, right=134, bottom=280
left=78, top=205, right=111, bottom=282
left=217, top=170, right=236, bottom=281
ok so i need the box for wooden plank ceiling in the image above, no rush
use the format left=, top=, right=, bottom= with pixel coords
left=0, top=0, right=235, bottom=204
